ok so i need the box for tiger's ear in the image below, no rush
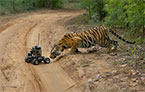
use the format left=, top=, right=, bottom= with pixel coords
left=53, top=44, right=57, bottom=47
left=51, top=44, right=57, bottom=48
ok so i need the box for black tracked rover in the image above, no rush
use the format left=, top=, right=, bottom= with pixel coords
left=25, top=34, right=50, bottom=65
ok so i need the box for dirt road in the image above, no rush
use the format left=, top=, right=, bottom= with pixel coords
left=0, top=10, right=82, bottom=92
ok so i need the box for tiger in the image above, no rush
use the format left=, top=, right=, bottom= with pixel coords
left=50, top=26, right=135, bottom=59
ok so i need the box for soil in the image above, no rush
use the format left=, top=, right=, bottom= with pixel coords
left=0, top=10, right=144, bottom=92
left=0, top=10, right=82, bottom=92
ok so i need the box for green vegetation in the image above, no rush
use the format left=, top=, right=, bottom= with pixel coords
left=64, top=2, right=81, bottom=10
left=0, top=0, right=64, bottom=15
left=49, top=0, right=63, bottom=9
left=105, top=0, right=145, bottom=36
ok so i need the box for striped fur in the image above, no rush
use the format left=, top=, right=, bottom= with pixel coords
left=50, top=26, right=135, bottom=59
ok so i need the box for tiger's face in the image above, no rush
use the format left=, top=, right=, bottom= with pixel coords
left=50, top=44, right=64, bottom=59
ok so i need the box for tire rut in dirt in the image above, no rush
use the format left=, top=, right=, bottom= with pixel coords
left=23, top=22, right=47, bottom=92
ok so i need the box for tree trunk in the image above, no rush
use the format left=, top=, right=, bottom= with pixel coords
left=12, top=0, right=15, bottom=12
left=32, top=0, right=35, bottom=8
left=45, top=0, right=50, bottom=8
left=39, top=0, right=41, bottom=8
left=88, top=6, right=92, bottom=19
left=143, top=26, right=145, bottom=38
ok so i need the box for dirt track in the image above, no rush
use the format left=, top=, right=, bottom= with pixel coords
left=0, top=10, right=82, bottom=92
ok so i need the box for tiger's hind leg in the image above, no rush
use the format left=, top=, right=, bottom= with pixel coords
left=107, top=40, right=118, bottom=56
left=112, top=40, right=118, bottom=51
left=107, top=44, right=113, bottom=53
left=107, top=40, right=118, bottom=53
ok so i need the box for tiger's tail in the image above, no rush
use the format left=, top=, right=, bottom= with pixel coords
left=108, top=29, right=136, bottom=44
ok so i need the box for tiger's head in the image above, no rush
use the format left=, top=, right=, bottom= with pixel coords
left=50, top=44, right=64, bottom=59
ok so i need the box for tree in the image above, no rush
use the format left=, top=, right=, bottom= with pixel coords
left=81, top=0, right=106, bottom=20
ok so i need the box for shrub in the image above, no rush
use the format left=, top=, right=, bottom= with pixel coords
left=49, top=0, right=63, bottom=9
left=105, top=0, right=145, bottom=36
